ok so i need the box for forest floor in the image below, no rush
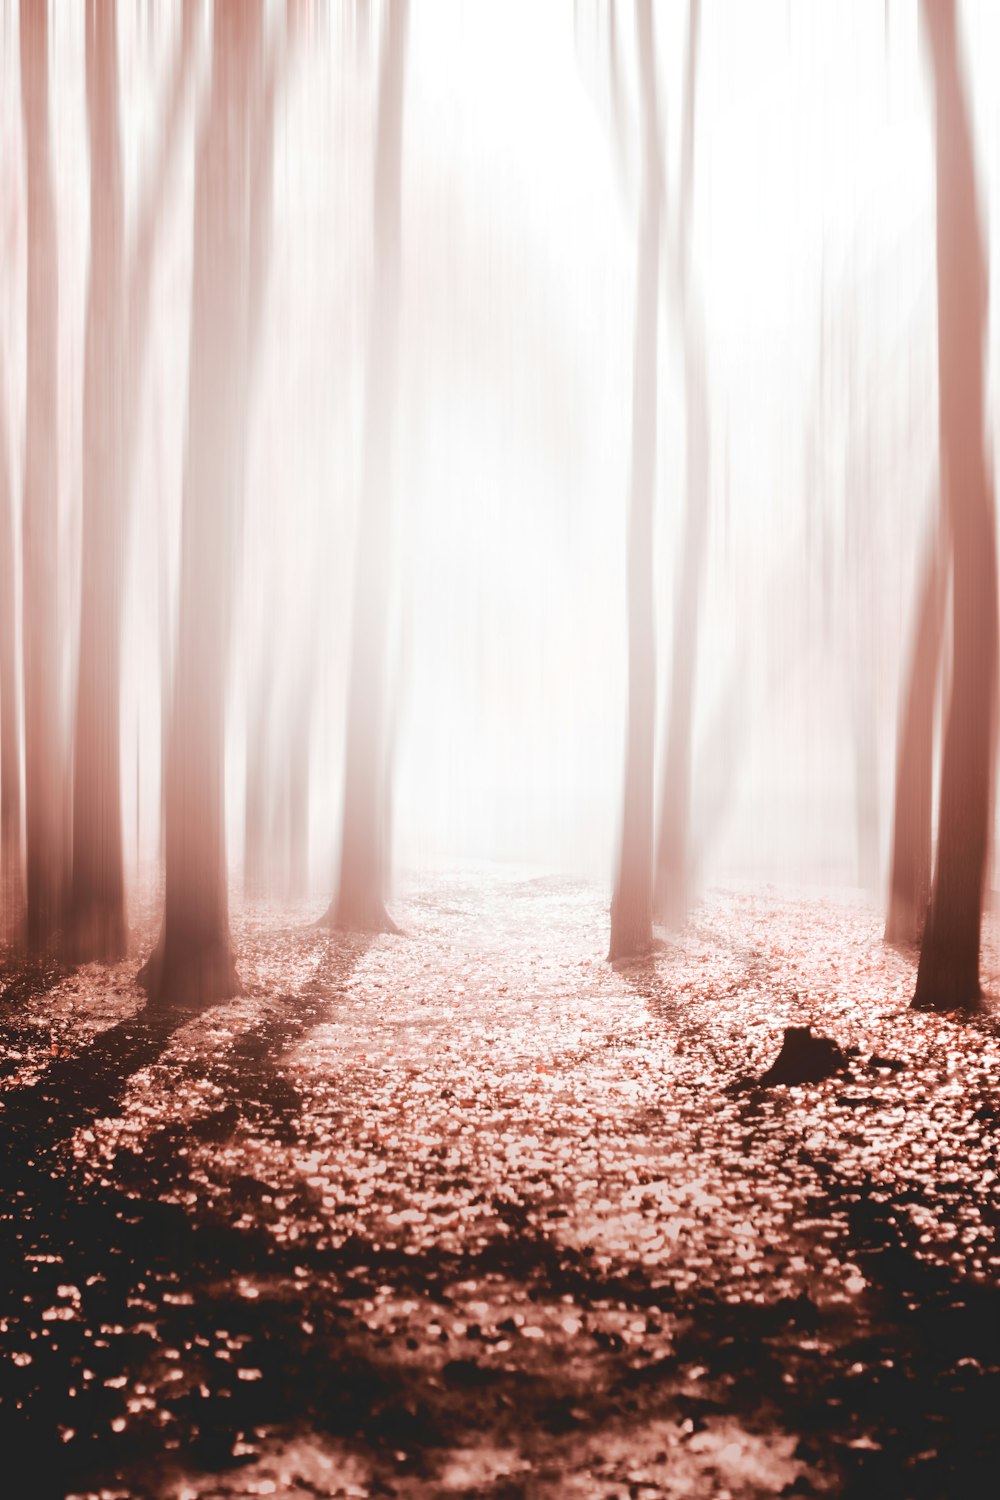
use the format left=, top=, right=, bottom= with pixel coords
left=1, top=868, right=999, bottom=1500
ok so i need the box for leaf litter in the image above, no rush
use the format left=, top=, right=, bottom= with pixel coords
left=0, top=868, right=998, bottom=1496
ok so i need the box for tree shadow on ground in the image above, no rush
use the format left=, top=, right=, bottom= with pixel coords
left=0, top=951, right=71, bottom=1006
left=611, top=946, right=1000, bottom=1497
left=0, top=930, right=374, bottom=1498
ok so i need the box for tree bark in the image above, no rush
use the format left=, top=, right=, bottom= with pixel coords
left=323, top=0, right=409, bottom=934
left=912, top=0, right=997, bottom=1012
left=609, top=0, right=661, bottom=962
left=653, top=0, right=705, bottom=932
left=140, top=1, right=264, bottom=1007
left=70, top=2, right=197, bottom=963
left=885, top=530, right=945, bottom=945
left=70, top=0, right=127, bottom=963
left=0, top=361, right=22, bottom=940
left=243, top=671, right=272, bottom=900
left=20, top=0, right=63, bottom=954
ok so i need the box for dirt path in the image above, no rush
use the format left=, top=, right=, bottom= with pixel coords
left=1, top=870, right=998, bottom=1497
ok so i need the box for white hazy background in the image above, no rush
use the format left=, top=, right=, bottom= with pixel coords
left=1, top=0, right=999, bottom=898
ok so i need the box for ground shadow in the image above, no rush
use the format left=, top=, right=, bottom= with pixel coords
left=0, top=929, right=374, bottom=1497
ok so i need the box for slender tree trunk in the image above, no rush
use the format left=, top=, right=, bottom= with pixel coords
left=71, top=0, right=127, bottom=963
left=20, top=0, right=63, bottom=954
left=885, top=530, right=945, bottom=944
left=324, top=0, right=409, bottom=934
left=286, top=702, right=310, bottom=902
left=913, top=0, right=997, bottom=1012
left=70, top=1, right=196, bottom=964
left=281, top=639, right=313, bottom=904
left=653, top=0, right=705, bottom=932
left=0, top=363, right=22, bottom=940
left=243, top=672, right=272, bottom=899
left=609, top=0, right=661, bottom=962
left=653, top=327, right=707, bottom=927
left=140, top=1, right=263, bottom=1007
left=852, top=645, right=881, bottom=893
left=241, top=26, right=286, bottom=905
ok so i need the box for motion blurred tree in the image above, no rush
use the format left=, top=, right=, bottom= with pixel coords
left=72, top=0, right=127, bottom=963
left=243, top=3, right=305, bottom=904
left=912, top=0, right=997, bottom=1011
left=885, top=528, right=945, bottom=945
left=323, top=0, right=408, bottom=934
left=141, top=0, right=269, bottom=1006
left=609, top=0, right=661, bottom=962
left=0, top=355, right=21, bottom=937
left=20, top=0, right=63, bottom=954
left=70, top=0, right=197, bottom=964
left=653, top=0, right=707, bottom=930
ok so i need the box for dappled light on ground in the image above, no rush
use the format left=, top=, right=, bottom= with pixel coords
left=1, top=871, right=999, bottom=1497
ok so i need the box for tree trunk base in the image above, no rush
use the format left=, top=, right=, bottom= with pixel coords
left=68, top=900, right=128, bottom=966
left=652, top=879, right=689, bottom=932
left=138, top=936, right=242, bottom=1010
left=607, top=920, right=664, bottom=966
left=883, top=900, right=925, bottom=949
left=911, top=952, right=983, bottom=1014
left=318, top=896, right=401, bottom=936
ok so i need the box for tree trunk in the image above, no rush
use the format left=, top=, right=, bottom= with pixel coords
left=70, top=1, right=196, bottom=964
left=654, top=327, right=707, bottom=928
left=140, top=1, right=264, bottom=1007
left=609, top=0, right=661, bottom=963
left=70, top=0, right=127, bottom=963
left=243, top=671, right=272, bottom=899
left=885, top=530, right=945, bottom=945
left=20, top=0, right=64, bottom=955
left=913, top=0, right=997, bottom=1012
left=286, top=704, right=310, bottom=903
left=323, top=0, right=408, bottom=934
left=852, top=651, right=881, bottom=894
left=0, top=362, right=22, bottom=940
left=653, top=0, right=705, bottom=933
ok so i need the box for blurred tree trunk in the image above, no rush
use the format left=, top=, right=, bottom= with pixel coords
left=849, top=439, right=881, bottom=896
left=70, top=1, right=197, bottom=964
left=242, top=23, right=286, bottom=904
left=20, top=0, right=63, bottom=954
left=285, top=700, right=310, bottom=902
left=71, top=0, right=127, bottom=963
left=653, top=0, right=705, bottom=932
left=243, top=671, right=272, bottom=899
left=279, top=642, right=313, bottom=904
left=609, top=0, right=661, bottom=962
left=141, top=1, right=264, bottom=1006
left=324, top=0, right=408, bottom=933
left=885, top=532, right=945, bottom=945
left=0, top=363, right=22, bottom=939
left=913, top=0, right=997, bottom=1012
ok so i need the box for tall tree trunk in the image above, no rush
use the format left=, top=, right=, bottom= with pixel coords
left=852, top=664, right=881, bottom=892
left=913, top=0, right=997, bottom=1012
left=0, top=361, right=22, bottom=939
left=140, top=1, right=263, bottom=1007
left=285, top=698, right=310, bottom=903
left=70, top=0, right=196, bottom=963
left=653, top=328, right=707, bottom=928
left=20, top=0, right=63, bottom=954
left=71, top=0, right=127, bottom=963
left=609, top=0, right=661, bottom=962
left=241, top=22, right=287, bottom=905
left=653, top=0, right=705, bottom=932
left=885, top=530, right=945, bottom=945
left=324, top=0, right=408, bottom=934
left=243, top=671, right=272, bottom=899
